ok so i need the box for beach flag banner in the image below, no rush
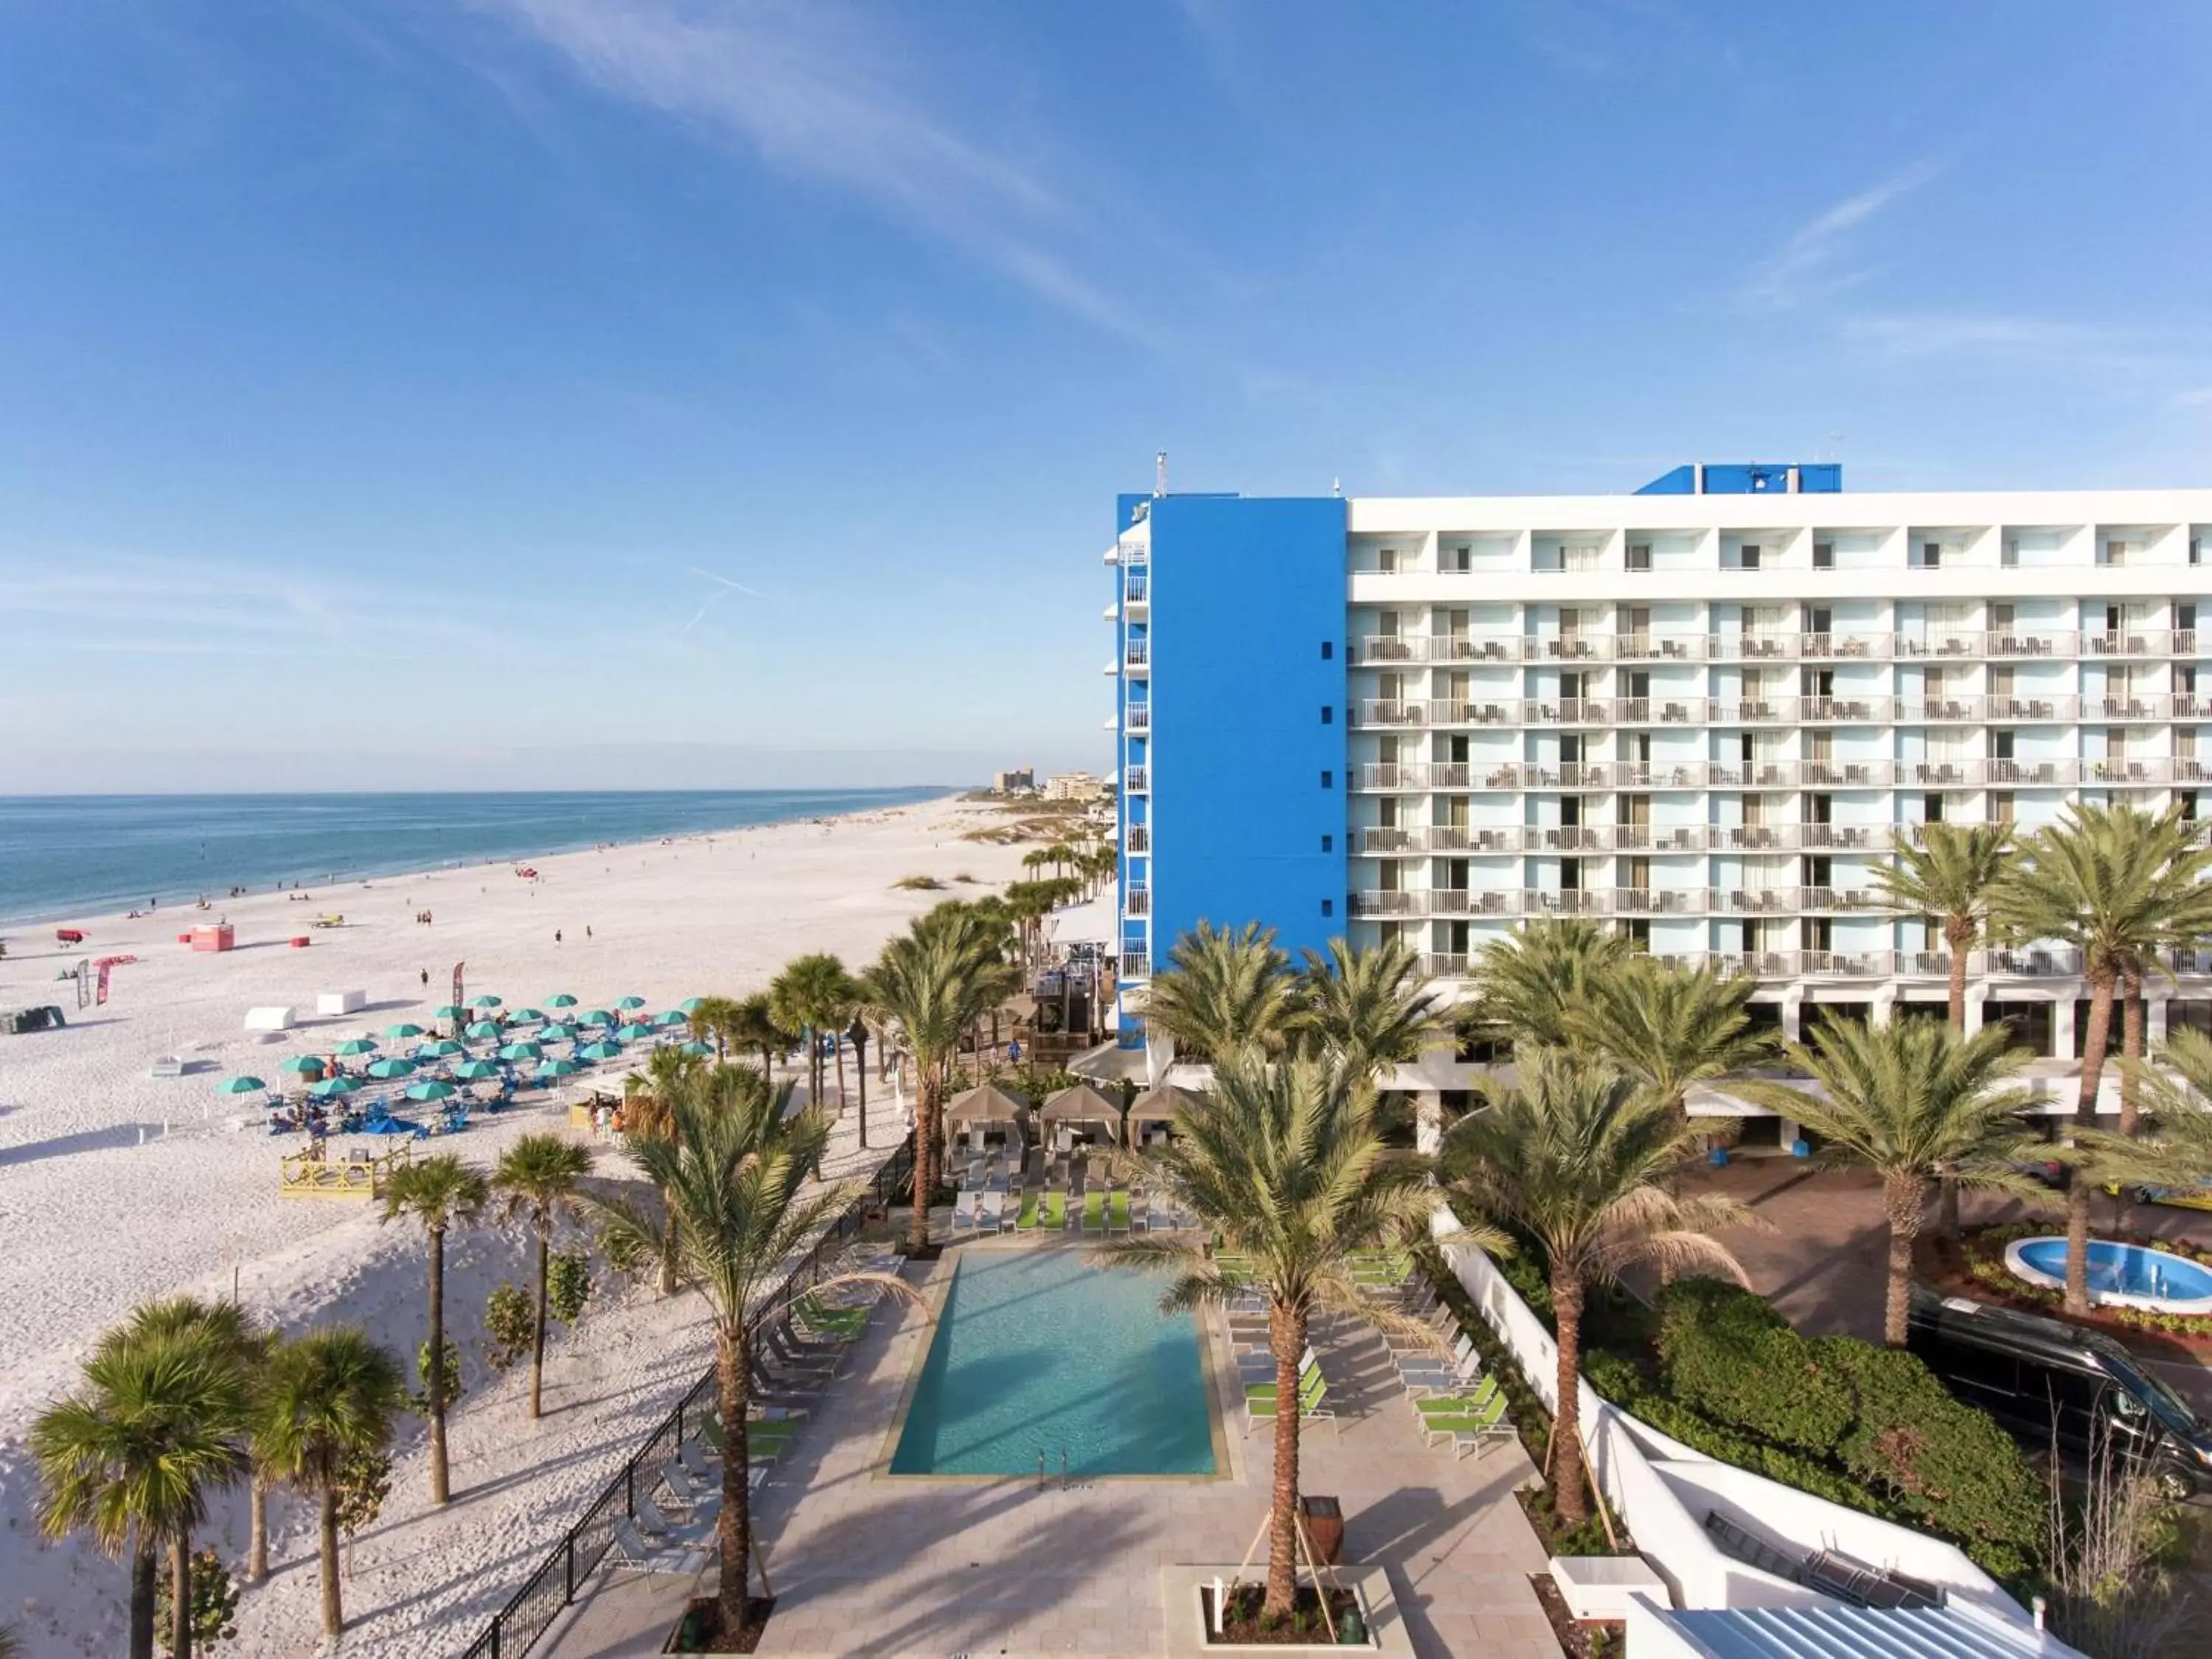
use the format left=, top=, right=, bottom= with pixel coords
left=451, top=961, right=466, bottom=1017
left=96, top=961, right=111, bottom=1005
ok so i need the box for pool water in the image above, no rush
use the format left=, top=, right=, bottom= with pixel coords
left=889, top=1248, right=1217, bottom=1477
left=2006, top=1237, right=2212, bottom=1314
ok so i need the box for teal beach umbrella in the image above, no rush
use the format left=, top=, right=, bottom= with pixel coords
left=508, top=1008, right=545, bottom=1025
left=217, top=1075, right=267, bottom=1094
left=616, top=995, right=647, bottom=1010
left=406, top=1079, right=459, bottom=1102
left=537, top=1057, right=582, bottom=1079
left=434, top=1004, right=466, bottom=1020
left=466, top=1020, right=501, bottom=1040
left=470, top=994, right=504, bottom=1009
left=679, top=1040, right=712, bottom=1057
left=366, top=1057, right=416, bottom=1079
left=279, top=1056, right=325, bottom=1076
left=577, top=1039, right=624, bottom=1062
left=335, top=1038, right=378, bottom=1057
left=615, top=1023, right=653, bottom=1042
left=453, top=1059, right=502, bottom=1080
left=498, top=1041, right=543, bottom=1062
left=654, top=1009, right=688, bottom=1027
left=546, top=992, right=579, bottom=1008
left=384, top=1022, right=426, bottom=1038
left=577, top=1009, right=615, bottom=1027
left=679, top=997, right=704, bottom=1013
left=419, top=1038, right=465, bottom=1057
left=539, top=1023, right=577, bottom=1041
left=310, top=1075, right=361, bottom=1098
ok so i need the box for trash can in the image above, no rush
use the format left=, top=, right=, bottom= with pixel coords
left=1300, top=1495, right=1343, bottom=1565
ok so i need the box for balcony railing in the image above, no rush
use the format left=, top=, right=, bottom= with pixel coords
left=1803, top=696, right=1895, bottom=722
left=1124, top=767, right=1148, bottom=794
left=1612, top=888, right=1705, bottom=914
left=1902, top=760, right=1983, bottom=786
left=1432, top=635, right=1518, bottom=663
left=1894, top=634, right=1984, bottom=660
left=1708, top=633, right=1796, bottom=661
left=1124, top=641, right=1150, bottom=669
left=1986, top=947, right=2084, bottom=976
left=1421, top=953, right=1472, bottom=978
left=1711, top=698, right=1797, bottom=724
left=1354, top=700, right=1425, bottom=726
left=1427, top=700, right=1516, bottom=726
left=1125, top=825, right=1150, bottom=855
left=1706, top=886, right=1880, bottom=914
left=1802, top=760, right=1895, bottom=786
left=1357, top=634, right=1423, bottom=663
left=1711, top=824, right=1798, bottom=851
left=1613, top=634, right=1708, bottom=661
left=1480, top=762, right=1615, bottom=789
left=1986, top=631, right=2074, bottom=657
left=1122, top=703, right=1150, bottom=733
left=2090, top=695, right=2189, bottom=720
left=1614, top=824, right=1707, bottom=852
left=2086, top=630, right=2176, bottom=655
left=1119, top=950, right=1150, bottom=979
left=1706, top=762, right=1800, bottom=787
left=1897, top=698, right=1986, bottom=723
left=1986, top=695, right=2076, bottom=720
left=1799, top=633, right=1891, bottom=661
left=1124, top=885, right=1150, bottom=916
left=1517, top=698, right=1611, bottom=725
left=1531, top=635, right=1603, bottom=661
left=2087, top=759, right=2172, bottom=785
left=1122, top=574, right=1148, bottom=608
left=1357, top=763, right=1473, bottom=790
left=1800, top=822, right=1877, bottom=849
left=1349, top=890, right=1421, bottom=917
left=1987, top=759, right=2078, bottom=786
left=1799, top=950, right=1896, bottom=978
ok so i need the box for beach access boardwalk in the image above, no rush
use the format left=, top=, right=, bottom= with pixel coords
left=546, top=1231, right=1556, bottom=1659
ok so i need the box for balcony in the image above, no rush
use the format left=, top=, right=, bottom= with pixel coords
left=1613, top=887, right=1705, bottom=915
left=1357, top=634, right=1424, bottom=664
left=2091, top=695, right=2183, bottom=721
left=2169, top=950, right=2212, bottom=975
left=1122, top=703, right=1150, bottom=733
left=1804, top=696, right=1895, bottom=723
left=2177, top=758, right=2212, bottom=784
left=1517, top=698, right=1610, bottom=726
left=1481, top=762, right=1614, bottom=789
left=1895, top=634, right=1983, bottom=661
left=1987, top=758, right=2078, bottom=786
left=1431, top=635, right=1518, bottom=664
left=1124, top=767, right=1148, bottom=796
left=1359, top=826, right=1422, bottom=855
left=1800, top=823, right=1877, bottom=849
left=1713, top=824, right=1798, bottom=852
left=1986, top=630, right=2074, bottom=658
left=1705, top=951, right=1803, bottom=979
left=1119, top=950, right=1150, bottom=979
left=1707, top=887, right=1879, bottom=914
left=1349, top=890, right=1421, bottom=917
left=1986, top=947, right=2084, bottom=977
left=1896, top=951, right=1957, bottom=978
left=1427, top=699, right=1515, bottom=726
left=1122, top=574, right=1148, bottom=610
left=1708, top=633, right=1795, bottom=661
left=1986, top=695, right=2076, bottom=721
left=1357, top=763, right=1473, bottom=790
left=1802, top=760, right=1895, bottom=786
left=1526, top=825, right=1614, bottom=852
left=1125, top=825, right=1150, bottom=855
left=2086, top=630, right=2174, bottom=656
left=1613, top=634, right=1708, bottom=661
left=1357, top=824, right=1516, bottom=855
left=1615, top=824, right=1707, bottom=853
left=2087, top=758, right=2172, bottom=785
left=1615, top=764, right=1710, bottom=790
left=1420, top=953, right=1472, bottom=978
left=1426, top=889, right=1522, bottom=917
left=1530, top=635, right=1603, bottom=661
left=1800, top=633, right=1890, bottom=661
left=1124, top=885, right=1150, bottom=916
left=1898, top=698, right=1986, bottom=723
left=1711, top=698, right=1796, bottom=726
left=1903, top=761, right=1983, bottom=787
left=1800, top=950, right=1896, bottom=978
left=1706, top=762, right=1799, bottom=787
left=1354, top=700, right=1425, bottom=727
left=1124, top=641, right=1150, bottom=674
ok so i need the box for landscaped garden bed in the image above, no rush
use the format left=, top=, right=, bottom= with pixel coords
left=1200, top=1582, right=1371, bottom=1648
left=668, top=1594, right=774, bottom=1653
left=1921, top=1222, right=2212, bottom=1357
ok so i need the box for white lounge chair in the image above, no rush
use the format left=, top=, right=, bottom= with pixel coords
left=951, top=1189, right=978, bottom=1231
left=611, top=1518, right=709, bottom=1579
left=978, top=1190, right=1006, bottom=1234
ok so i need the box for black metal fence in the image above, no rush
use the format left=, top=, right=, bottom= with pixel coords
left=454, top=1135, right=915, bottom=1659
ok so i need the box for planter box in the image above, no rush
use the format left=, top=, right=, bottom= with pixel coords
left=1548, top=1553, right=1668, bottom=1621
left=1160, top=1565, right=1405, bottom=1656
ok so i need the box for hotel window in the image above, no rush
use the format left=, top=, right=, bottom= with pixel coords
left=2194, top=537, right=2204, bottom=567
left=1736, top=543, right=1762, bottom=571
left=1627, top=542, right=1652, bottom=571
left=1320, top=898, right=1333, bottom=918
left=1321, top=640, right=1333, bottom=660
left=1320, top=706, right=1333, bottom=724
left=1377, top=547, right=1399, bottom=573
left=1320, top=770, right=1333, bottom=789
left=2002, top=540, right=2019, bottom=568
left=1441, top=544, right=1472, bottom=573
left=1813, top=540, right=1834, bottom=570
left=1321, top=834, right=1333, bottom=853
left=2099, top=540, right=2129, bottom=568
left=1913, top=541, right=1944, bottom=570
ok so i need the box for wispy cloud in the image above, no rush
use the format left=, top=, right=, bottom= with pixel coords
left=678, top=566, right=762, bottom=632
left=470, top=0, right=1163, bottom=349
left=1739, top=159, right=1944, bottom=310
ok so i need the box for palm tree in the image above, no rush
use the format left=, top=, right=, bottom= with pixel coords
left=91, top=1297, right=270, bottom=1641
left=861, top=911, right=1018, bottom=1253
left=1565, top=955, right=1769, bottom=1117
left=33, top=1325, right=250, bottom=1659
left=846, top=1014, right=873, bottom=1150
left=492, top=1133, right=596, bottom=1417
left=1871, top=821, right=2015, bottom=1030
left=2094, top=1028, right=2212, bottom=1194
left=1444, top=1050, right=1755, bottom=1527
left=255, top=1328, right=409, bottom=1641
left=380, top=1152, right=487, bottom=1502
left=771, top=953, right=852, bottom=1107
left=1099, top=1055, right=1445, bottom=1618
left=1743, top=1017, right=2044, bottom=1345
left=1993, top=802, right=2212, bottom=1311
left=1141, top=920, right=1297, bottom=1065
left=730, top=992, right=788, bottom=1076
left=686, top=995, right=744, bottom=1063
left=589, top=1073, right=908, bottom=1637
left=1293, top=934, right=1444, bottom=1085
left=1466, top=917, right=1630, bottom=1054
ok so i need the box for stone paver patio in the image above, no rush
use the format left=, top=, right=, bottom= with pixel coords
left=731, top=1236, right=1557, bottom=1659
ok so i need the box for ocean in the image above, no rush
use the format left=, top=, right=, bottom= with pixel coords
left=0, top=789, right=953, bottom=926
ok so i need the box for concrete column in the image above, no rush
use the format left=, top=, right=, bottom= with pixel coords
left=1779, top=991, right=1805, bottom=1045
left=1872, top=986, right=1900, bottom=1028
left=2149, top=997, right=2170, bottom=1048
left=2053, top=995, right=2076, bottom=1063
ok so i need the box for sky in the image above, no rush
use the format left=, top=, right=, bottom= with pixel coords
left=4, top=1, right=2211, bottom=793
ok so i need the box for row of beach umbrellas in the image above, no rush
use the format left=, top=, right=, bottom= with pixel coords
left=217, top=992, right=711, bottom=1096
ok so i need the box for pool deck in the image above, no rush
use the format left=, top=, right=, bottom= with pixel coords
left=731, top=1236, right=1558, bottom=1658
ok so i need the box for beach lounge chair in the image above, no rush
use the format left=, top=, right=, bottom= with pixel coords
left=978, top=1190, right=1006, bottom=1234
left=611, top=1517, right=709, bottom=1579
left=951, top=1189, right=978, bottom=1232
left=1242, top=1368, right=1336, bottom=1437
left=1239, top=1349, right=1321, bottom=1393
left=1419, top=1385, right=1512, bottom=1458
left=1106, top=1190, right=1130, bottom=1234
left=1040, top=1191, right=1068, bottom=1229
left=1399, top=1334, right=1482, bottom=1394
left=1081, top=1189, right=1106, bottom=1231
left=1414, top=1374, right=1501, bottom=1420
left=1015, top=1189, right=1040, bottom=1230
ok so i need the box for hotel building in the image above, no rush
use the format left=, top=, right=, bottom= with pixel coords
left=1106, top=465, right=2212, bottom=1130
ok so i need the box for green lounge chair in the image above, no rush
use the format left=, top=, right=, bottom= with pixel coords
left=1082, top=1189, right=1105, bottom=1231
left=1106, top=1190, right=1130, bottom=1233
left=1414, top=1375, right=1500, bottom=1419
left=1040, top=1191, right=1067, bottom=1228
left=1015, top=1189, right=1040, bottom=1229
left=1419, top=1388, right=1510, bottom=1458
left=1243, top=1368, right=1336, bottom=1436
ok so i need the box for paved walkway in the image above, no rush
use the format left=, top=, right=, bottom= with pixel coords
left=737, top=1237, right=1554, bottom=1659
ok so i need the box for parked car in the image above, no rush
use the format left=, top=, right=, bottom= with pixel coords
left=1907, top=1286, right=2212, bottom=1498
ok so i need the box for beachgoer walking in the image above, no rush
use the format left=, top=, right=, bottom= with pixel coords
left=420, top=969, right=429, bottom=988
left=555, top=929, right=563, bottom=945
left=585, top=925, right=593, bottom=939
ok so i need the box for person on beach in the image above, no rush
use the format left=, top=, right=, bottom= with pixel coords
left=585, top=925, right=592, bottom=939
left=554, top=929, right=563, bottom=945
left=420, top=969, right=429, bottom=987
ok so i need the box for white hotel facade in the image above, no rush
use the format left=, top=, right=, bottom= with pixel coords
left=1108, top=467, right=2212, bottom=1132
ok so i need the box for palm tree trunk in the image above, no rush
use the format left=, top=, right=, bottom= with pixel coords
left=1265, top=1301, right=1307, bottom=1620
left=855, top=1032, right=870, bottom=1150
left=429, top=1224, right=451, bottom=1503
left=1936, top=1174, right=1961, bottom=1239
left=833, top=1037, right=848, bottom=1113
left=1882, top=1175, right=1924, bottom=1347
left=660, top=1210, right=680, bottom=1297
left=129, top=1543, right=158, bottom=1659
left=907, top=1069, right=940, bottom=1255
left=2118, top=977, right=2145, bottom=1137
left=1944, top=916, right=1972, bottom=1031
left=246, top=1472, right=268, bottom=1584
left=1551, top=1273, right=1589, bottom=1528
left=715, top=1329, right=754, bottom=1637
left=529, top=1224, right=549, bottom=1418
left=170, top=1532, right=194, bottom=1659
left=2066, top=972, right=2118, bottom=1315
left=319, top=1485, right=344, bottom=1637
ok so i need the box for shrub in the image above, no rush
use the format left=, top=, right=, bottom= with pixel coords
left=333, top=1445, right=392, bottom=1549
left=893, top=874, right=945, bottom=891
left=416, top=1339, right=462, bottom=1411
left=483, top=1282, right=533, bottom=1371
left=1657, top=1279, right=1855, bottom=1454
left=548, top=1249, right=592, bottom=1326
left=156, top=1548, right=240, bottom=1653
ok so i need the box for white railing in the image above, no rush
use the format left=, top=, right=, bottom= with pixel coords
left=1613, top=634, right=1708, bottom=661
left=1707, top=633, right=1795, bottom=661
left=1353, top=699, right=1425, bottom=726
left=1798, top=633, right=1891, bottom=661
left=1986, top=695, right=2076, bottom=720
left=1896, top=698, right=1986, bottom=723
left=1122, top=703, right=1150, bottom=733
left=1801, top=760, right=1894, bottom=786
left=1802, top=695, right=1896, bottom=722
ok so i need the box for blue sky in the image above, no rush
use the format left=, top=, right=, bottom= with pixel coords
left=4, top=1, right=2211, bottom=792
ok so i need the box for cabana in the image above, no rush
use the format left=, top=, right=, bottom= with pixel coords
left=945, top=1082, right=1029, bottom=1158
left=1127, top=1084, right=1203, bottom=1150
left=1038, top=1082, right=1121, bottom=1149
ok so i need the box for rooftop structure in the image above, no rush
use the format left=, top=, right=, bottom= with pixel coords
left=1106, top=469, right=2212, bottom=1124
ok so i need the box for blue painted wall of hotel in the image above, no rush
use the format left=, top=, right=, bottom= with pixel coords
left=1636, top=462, right=1844, bottom=495
left=1141, top=493, right=1348, bottom=996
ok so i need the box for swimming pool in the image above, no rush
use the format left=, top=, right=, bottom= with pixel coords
left=888, top=1247, right=1218, bottom=1477
left=2005, top=1236, right=2212, bottom=1315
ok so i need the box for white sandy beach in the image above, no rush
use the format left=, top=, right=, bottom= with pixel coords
left=0, top=793, right=1063, bottom=1656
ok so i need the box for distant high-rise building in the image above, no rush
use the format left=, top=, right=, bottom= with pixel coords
left=993, top=768, right=1036, bottom=794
